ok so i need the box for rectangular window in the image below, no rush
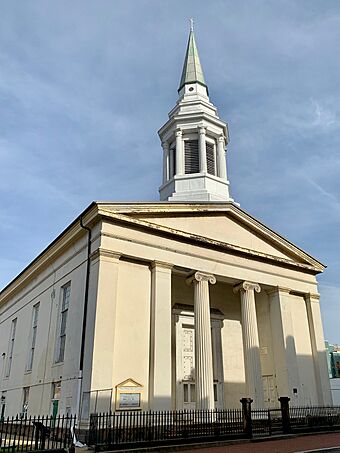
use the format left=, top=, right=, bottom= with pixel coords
left=170, top=146, right=176, bottom=177
left=22, top=387, right=29, bottom=416
left=55, top=283, right=71, bottom=363
left=206, top=142, right=216, bottom=175
left=1, top=392, right=6, bottom=418
left=51, top=381, right=61, bottom=416
left=5, top=319, right=17, bottom=377
left=26, top=303, right=40, bottom=371
left=52, top=381, right=61, bottom=400
left=184, top=140, right=199, bottom=174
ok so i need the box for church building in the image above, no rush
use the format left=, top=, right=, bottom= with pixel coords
left=0, top=28, right=332, bottom=418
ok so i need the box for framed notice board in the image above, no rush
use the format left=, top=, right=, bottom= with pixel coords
left=115, top=379, right=143, bottom=411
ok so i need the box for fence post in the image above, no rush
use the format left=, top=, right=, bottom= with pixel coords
left=240, top=398, right=253, bottom=438
left=278, top=397, right=292, bottom=434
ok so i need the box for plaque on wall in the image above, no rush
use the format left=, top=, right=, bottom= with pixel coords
left=115, top=378, right=143, bottom=411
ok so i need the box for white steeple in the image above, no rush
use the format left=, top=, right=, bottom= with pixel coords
left=158, top=25, right=234, bottom=202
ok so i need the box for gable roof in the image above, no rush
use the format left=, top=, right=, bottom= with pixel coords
left=96, top=201, right=325, bottom=273
left=0, top=201, right=324, bottom=303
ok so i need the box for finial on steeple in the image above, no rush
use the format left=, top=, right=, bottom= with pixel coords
left=189, top=18, right=194, bottom=32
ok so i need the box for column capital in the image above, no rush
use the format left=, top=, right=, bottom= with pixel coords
left=161, top=141, right=169, bottom=151
left=187, top=271, right=216, bottom=286
left=175, top=129, right=182, bottom=137
left=233, top=281, right=261, bottom=294
left=90, top=248, right=121, bottom=262
left=150, top=260, right=173, bottom=271
left=305, top=292, right=320, bottom=303
left=199, top=126, right=206, bottom=135
left=218, top=135, right=225, bottom=144
left=266, top=286, right=291, bottom=296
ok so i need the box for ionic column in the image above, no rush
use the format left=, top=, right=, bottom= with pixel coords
left=305, top=293, right=332, bottom=405
left=161, top=141, right=170, bottom=184
left=234, top=281, right=264, bottom=409
left=217, top=136, right=227, bottom=179
left=175, top=129, right=184, bottom=175
left=187, top=271, right=216, bottom=410
left=199, top=127, right=207, bottom=173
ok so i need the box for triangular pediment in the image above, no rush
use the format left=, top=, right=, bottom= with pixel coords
left=116, top=378, right=142, bottom=388
left=97, top=202, right=324, bottom=273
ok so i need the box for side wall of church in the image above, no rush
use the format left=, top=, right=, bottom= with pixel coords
left=0, top=226, right=99, bottom=417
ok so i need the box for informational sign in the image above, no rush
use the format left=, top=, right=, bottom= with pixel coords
left=115, top=378, right=143, bottom=411
left=119, top=393, right=140, bottom=409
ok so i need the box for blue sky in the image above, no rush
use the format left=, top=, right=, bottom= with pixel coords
left=0, top=1, right=339, bottom=342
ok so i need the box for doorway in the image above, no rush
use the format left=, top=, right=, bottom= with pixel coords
left=262, top=375, right=278, bottom=408
left=174, top=309, right=224, bottom=409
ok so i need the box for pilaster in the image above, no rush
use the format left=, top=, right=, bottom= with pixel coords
left=305, top=293, right=333, bottom=405
left=87, top=249, right=121, bottom=393
left=149, top=261, right=173, bottom=410
left=268, top=287, right=301, bottom=405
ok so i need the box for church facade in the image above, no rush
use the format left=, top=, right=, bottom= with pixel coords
left=0, top=29, right=332, bottom=418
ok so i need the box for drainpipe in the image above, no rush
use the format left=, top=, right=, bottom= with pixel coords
left=77, top=215, right=92, bottom=417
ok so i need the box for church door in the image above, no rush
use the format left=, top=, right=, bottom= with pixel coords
left=174, top=311, right=224, bottom=410
left=262, top=375, right=278, bottom=408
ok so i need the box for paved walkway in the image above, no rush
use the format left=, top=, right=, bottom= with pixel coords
left=182, top=432, right=340, bottom=453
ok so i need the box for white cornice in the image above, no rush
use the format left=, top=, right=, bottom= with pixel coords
left=95, top=201, right=324, bottom=271
left=96, top=203, right=324, bottom=273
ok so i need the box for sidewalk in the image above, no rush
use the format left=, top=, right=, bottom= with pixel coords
left=182, top=432, right=340, bottom=453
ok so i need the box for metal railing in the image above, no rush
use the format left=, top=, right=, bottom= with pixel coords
left=0, top=414, right=76, bottom=452
left=87, top=409, right=244, bottom=447
left=289, top=406, right=340, bottom=431
left=86, top=402, right=340, bottom=449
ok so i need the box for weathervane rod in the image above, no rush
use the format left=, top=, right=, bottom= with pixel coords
left=190, top=18, right=194, bottom=32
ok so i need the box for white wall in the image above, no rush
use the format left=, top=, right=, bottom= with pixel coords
left=0, top=232, right=89, bottom=416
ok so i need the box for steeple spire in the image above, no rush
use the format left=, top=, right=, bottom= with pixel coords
left=178, top=23, right=207, bottom=94
left=158, top=25, right=234, bottom=203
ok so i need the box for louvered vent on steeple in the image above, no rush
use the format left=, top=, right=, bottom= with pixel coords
left=185, top=140, right=199, bottom=174
left=206, top=142, right=215, bottom=175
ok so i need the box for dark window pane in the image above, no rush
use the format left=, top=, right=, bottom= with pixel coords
left=206, top=142, right=215, bottom=175
left=184, top=140, right=199, bottom=174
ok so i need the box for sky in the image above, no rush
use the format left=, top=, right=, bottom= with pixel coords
left=0, top=1, right=339, bottom=343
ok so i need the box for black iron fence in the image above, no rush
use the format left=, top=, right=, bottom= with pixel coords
left=1, top=403, right=340, bottom=452
left=86, top=400, right=340, bottom=450
left=87, top=409, right=244, bottom=448
left=0, top=414, right=76, bottom=452
left=290, top=406, right=340, bottom=431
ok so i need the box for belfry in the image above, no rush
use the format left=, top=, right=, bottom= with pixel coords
left=159, top=26, right=234, bottom=202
